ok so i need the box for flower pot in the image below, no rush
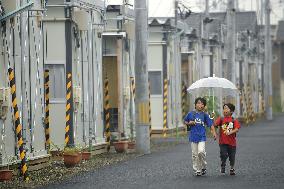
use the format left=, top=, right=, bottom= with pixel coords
left=128, top=141, right=135, bottom=149
left=81, top=151, right=91, bottom=160
left=63, top=153, right=81, bottom=167
left=0, top=170, right=13, bottom=182
left=113, top=141, right=128, bottom=153
left=50, top=150, right=62, bottom=157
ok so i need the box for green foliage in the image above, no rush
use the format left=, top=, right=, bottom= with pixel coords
left=272, top=98, right=283, bottom=113
left=63, top=146, right=81, bottom=155
left=204, top=95, right=221, bottom=118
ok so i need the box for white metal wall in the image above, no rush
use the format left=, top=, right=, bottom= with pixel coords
left=0, top=1, right=47, bottom=165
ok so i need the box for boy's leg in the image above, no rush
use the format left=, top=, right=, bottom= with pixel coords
left=191, top=142, right=199, bottom=173
left=228, top=145, right=236, bottom=175
left=220, top=144, right=228, bottom=171
left=197, top=141, right=207, bottom=172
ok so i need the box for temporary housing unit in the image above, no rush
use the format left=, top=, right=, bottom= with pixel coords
left=148, top=18, right=183, bottom=135
left=274, top=21, right=284, bottom=111
left=102, top=4, right=135, bottom=140
left=44, top=0, right=106, bottom=150
left=183, top=12, right=261, bottom=118
left=0, top=0, right=48, bottom=167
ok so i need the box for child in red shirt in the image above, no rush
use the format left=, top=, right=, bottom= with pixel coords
left=214, top=103, right=241, bottom=175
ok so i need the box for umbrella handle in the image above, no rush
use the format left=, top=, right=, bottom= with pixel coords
left=212, top=89, right=214, bottom=113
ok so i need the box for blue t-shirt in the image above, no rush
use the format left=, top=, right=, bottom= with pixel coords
left=184, top=111, right=213, bottom=143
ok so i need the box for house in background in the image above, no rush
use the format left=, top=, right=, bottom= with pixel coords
left=273, top=20, right=284, bottom=112
left=102, top=3, right=135, bottom=139
left=44, top=0, right=106, bottom=149
left=148, top=18, right=184, bottom=135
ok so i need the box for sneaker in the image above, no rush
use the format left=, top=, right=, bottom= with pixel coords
left=221, top=166, right=225, bottom=174
left=196, top=171, right=202, bottom=176
left=230, top=168, right=235, bottom=175
left=201, top=169, right=207, bottom=175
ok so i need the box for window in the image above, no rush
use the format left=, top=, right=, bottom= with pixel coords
left=148, top=71, right=162, bottom=95
left=45, top=64, right=65, bottom=101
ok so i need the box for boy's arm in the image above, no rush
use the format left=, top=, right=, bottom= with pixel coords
left=184, top=112, right=195, bottom=126
left=226, top=128, right=239, bottom=135
left=205, top=114, right=217, bottom=140
left=226, top=119, right=241, bottom=135
left=210, top=125, right=217, bottom=140
left=183, top=112, right=195, bottom=125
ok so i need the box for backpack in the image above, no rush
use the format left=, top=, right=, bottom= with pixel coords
left=187, top=111, right=205, bottom=131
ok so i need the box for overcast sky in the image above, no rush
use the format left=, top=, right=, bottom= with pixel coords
left=106, top=0, right=284, bottom=25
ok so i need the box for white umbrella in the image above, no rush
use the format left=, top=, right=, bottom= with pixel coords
left=187, top=74, right=239, bottom=113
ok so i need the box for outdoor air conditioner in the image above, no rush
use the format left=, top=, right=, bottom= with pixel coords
left=1, top=0, right=17, bottom=13
left=74, top=9, right=90, bottom=30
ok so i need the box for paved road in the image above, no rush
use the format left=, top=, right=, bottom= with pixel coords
left=43, top=115, right=284, bottom=189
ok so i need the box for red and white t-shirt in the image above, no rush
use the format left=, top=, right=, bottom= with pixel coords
left=214, top=116, right=241, bottom=146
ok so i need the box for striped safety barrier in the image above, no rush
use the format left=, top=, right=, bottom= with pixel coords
left=148, top=80, right=152, bottom=137
left=65, top=73, right=72, bottom=146
left=182, top=83, right=187, bottom=133
left=8, top=68, right=29, bottom=181
left=163, top=79, right=168, bottom=137
left=104, top=78, right=111, bottom=152
left=44, top=69, right=50, bottom=151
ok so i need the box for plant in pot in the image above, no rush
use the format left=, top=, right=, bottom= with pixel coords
left=127, top=122, right=136, bottom=150
left=63, top=147, right=81, bottom=167
left=49, top=141, right=63, bottom=157
left=0, top=155, right=16, bottom=182
left=113, top=132, right=128, bottom=153
left=81, top=148, right=91, bottom=160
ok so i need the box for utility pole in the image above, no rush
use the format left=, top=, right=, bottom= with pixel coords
left=236, top=0, right=239, bottom=10
left=264, top=0, right=273, bottom=120
left=227, top=0, right=236, bottom=84
left=174, top=0, right=179, bottom=138
left=260, top=0, right=264, bottom=25
left=134, top=0, right=151, bottom=154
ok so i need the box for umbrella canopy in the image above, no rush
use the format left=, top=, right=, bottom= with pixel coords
left=187, top=75, right=239, bottom=96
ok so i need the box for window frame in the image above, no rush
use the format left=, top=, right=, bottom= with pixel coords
left=45, top=63, right=66, bottom=103
left=148, top=70, right=163, bottom=96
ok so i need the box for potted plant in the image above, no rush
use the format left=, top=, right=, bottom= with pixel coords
left=113, top=132, right=128, bottom=153
left=49, top=142, right=63, bottom=157
left=63, top=147, right=81, bottom=167
left=127, top=140, right=135, bottom=149
left=81, top=148, right=91, bottom=160
left=127, top=118, right=136, bottom=149
left=0, top=156, right=16, bottom=182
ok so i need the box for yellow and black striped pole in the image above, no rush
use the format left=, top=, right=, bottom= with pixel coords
left=182, top=83, right=187, bottom=133
left=104, top=78, right=111, bottom=152
left=130, top=77, right=135, bottom=101
left=260, top=88, right=265, bottom=116
left=240, top=88, right=246, bottom=124
left=8, top=68, right=29, bottom=181
left=148, top=80, right=152, bottom=137
left=65, top=73, right=72, bottom=146
left=44, top=70, right=50, bottom=151
left=163, top=79, right=168, bottom=137
left=244, top=85, right=250, bottom=125
left=247, top=85, right=255, bottom=123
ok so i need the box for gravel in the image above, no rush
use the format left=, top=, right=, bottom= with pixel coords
left=0, top=136, right=188, bottom=189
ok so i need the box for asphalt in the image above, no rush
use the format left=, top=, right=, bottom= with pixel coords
left=42, top=114, right=284, bottom=189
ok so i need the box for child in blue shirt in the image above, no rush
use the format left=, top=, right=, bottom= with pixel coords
left=184, top=97, right=217, bottom=176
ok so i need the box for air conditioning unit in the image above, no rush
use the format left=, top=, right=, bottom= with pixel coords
left=1, top=0, right=17, bottom=13
left=74, top=9, right=90, bottom=30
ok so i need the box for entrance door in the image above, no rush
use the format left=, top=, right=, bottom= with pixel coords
left=102, top=56, right=119, bottom=132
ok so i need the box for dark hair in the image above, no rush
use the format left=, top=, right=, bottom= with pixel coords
left=223, top=103, right=235, bottom=112
left=195, top=97, right=207, bottom=106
